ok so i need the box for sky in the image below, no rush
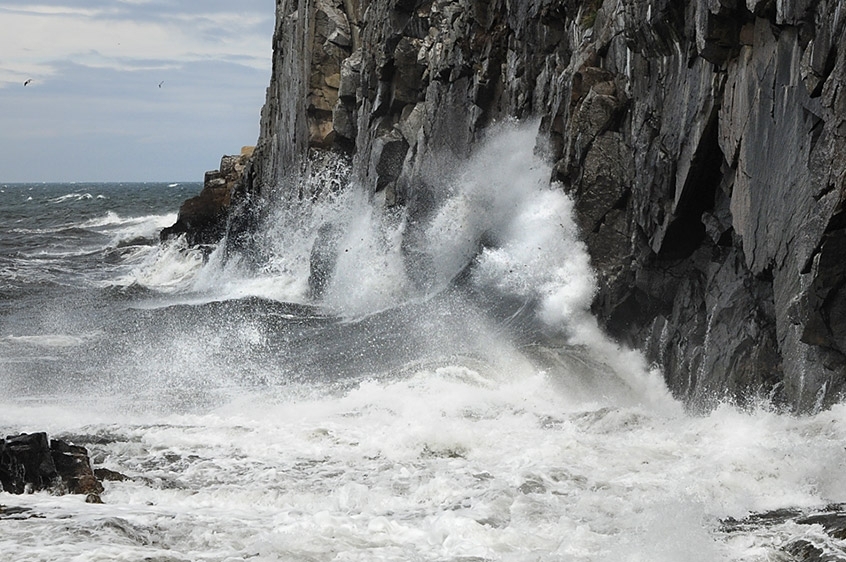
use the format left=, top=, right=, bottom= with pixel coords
left=0, top=1, right=276, bottom=182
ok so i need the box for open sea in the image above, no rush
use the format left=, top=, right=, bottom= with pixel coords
left=2, top=126, right=846, bottom=561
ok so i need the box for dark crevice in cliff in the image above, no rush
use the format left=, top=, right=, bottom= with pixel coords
left=591, top=190, right=630, bottom=235
left=800, top=210, right=846, bottom=361
left=825, top=209, right=846, bottom=234
left=807, top=111, right=825, bottom=165
left=810, top=43, right=838, bottom=98
left=656, top=110, right=723, bottom=261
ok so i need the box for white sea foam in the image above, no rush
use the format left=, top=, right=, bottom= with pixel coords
left=3, top=129, right=841, bottom=561
left=190, top=122, right=594, bottom=321
left=276, top=121, right=596, bottom=338
left=49, top=192, right=94, bottom=204
left=80, top=211, right=126, bottom=228
left=20, top=247, right=102, bottom=260
left=105, top=213, right=177, bottom=247
left=3, top=334, right=93, bottom=348
left=81, top=210, right=176, bottom=233
left=8, top=212, right=175, bottom=241
left=114, top=236, right=205, bottom=291
left=153, top=121, right=671, bottom=408
left=1, top=378, right=845, bottom=561
left=315, top=122, right=673, bottom=407
left=318, top=190, right=410, bottom=314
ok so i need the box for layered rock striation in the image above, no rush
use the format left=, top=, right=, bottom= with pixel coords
left=170, top=0, right=845, bottom=412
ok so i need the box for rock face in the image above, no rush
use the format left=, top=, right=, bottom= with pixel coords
left=0, top=433, right=103, bottom=497
left=161, top=147, right=254, bottom=247
left=176, top=0, right=846, bottom=412
left=557, top=0, right=846, bottom=412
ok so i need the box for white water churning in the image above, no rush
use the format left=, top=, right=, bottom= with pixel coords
left=0, top=128, right=845, bottom=561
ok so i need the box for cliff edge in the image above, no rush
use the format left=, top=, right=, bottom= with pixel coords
left=168, top=0, right=846, bottom=412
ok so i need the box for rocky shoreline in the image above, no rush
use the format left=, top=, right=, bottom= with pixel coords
left=163, top=0, right=846, bottom=413
left=3, top=429, right=846, bottom=560
left=721, top=504, right=846, bottom=562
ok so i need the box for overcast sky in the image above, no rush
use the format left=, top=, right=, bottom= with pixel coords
left=0, top=1, right=275, bottom=182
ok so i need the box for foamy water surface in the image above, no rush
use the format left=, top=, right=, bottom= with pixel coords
left=2, top=133, right=846, bottom=561
left=2, top=376, right=846, bottom=562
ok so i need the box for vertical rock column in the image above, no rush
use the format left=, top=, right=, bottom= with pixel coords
left=546, top=0, right=846, bottom=411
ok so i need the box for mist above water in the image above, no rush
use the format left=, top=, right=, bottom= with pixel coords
left=133, top=120, right=671, bottom=412
left=3, top=135, right=846, bottom=562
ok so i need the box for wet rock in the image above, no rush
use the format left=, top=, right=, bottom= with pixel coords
left=0, top=505, right=37, bottom=520
left=309, top=222, right=343, bottom=298
left=94, top=468, right=130, bottom=482
left=160, top=147, right=254, bottom=247
left=332, top=100, right=358, bottom=140
left=1, top=433, right=57, bottom=494
left=0, top=439, right=23, bottom=494
left=371, top=131, right=409, bottom=199
left=0, top=433, right=104, bottom=497
left=723, top=504, right=846, bottom=561
left=421, top=444, right=466, bottom=459
left=50, top=439, right=104, bottom=495
left=517, top=477, right=547, bottom=495
left=85, top=493, right=104, bottom=504
left=552, top=0, right=846, bottom=411
left=797, top=510, right=846, bottom=540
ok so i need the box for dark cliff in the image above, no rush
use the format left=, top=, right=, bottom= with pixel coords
left=168, top=0, right=846, bottom=412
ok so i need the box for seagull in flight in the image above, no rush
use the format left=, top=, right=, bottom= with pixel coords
left=23, top=79, right=32, bottom=86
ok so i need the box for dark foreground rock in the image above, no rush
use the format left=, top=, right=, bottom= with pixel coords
left=165, top=0, right=846, bottom=412
left=0, top=505, right=37, bottom=519
left=723, top=504, right=846, bottom=561
left=50, top=439, right=104, bottom=495
left=0, top=433, right=104, bottom=499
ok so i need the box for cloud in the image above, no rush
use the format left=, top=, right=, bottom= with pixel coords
left=0, top=2, right=273, bottom=86
left=1, top=59, right=270, bottom=181
left=0, top=1, right=276, bottom=181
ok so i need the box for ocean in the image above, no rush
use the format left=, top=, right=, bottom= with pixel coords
left=2, top=126, right=846, bottom=561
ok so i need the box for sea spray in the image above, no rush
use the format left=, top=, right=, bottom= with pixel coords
left=167, top=120, right=672, bottom=408
left=4, top=183, right=846, bottom=560
left=3, top=377, right=846, bottom=561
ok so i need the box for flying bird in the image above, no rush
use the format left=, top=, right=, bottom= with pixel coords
left=158, top=81, right=164, bottom=88
left=23, top=79, right=32, bottom=86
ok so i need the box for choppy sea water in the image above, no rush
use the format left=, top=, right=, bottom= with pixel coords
left=2, top=130, right=846, bottom=562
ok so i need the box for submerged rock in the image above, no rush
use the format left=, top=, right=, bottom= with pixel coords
left=0, top=505, right=37, bottom=520
left=93, top=467, right=130, bottom=482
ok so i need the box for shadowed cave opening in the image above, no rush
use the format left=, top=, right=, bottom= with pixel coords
left=658, top=109, right=724, bottom=260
